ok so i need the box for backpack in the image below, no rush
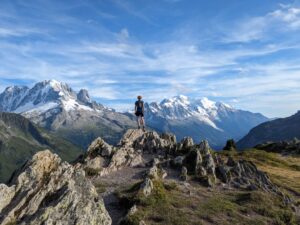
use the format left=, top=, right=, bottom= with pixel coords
left=136, top=100, right=144, bottom=113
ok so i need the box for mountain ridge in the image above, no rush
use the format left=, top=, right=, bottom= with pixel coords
left=0, top=112, right=83, bottom=182
left=0, top=80, right=268, bottom=149
left=237, top=110, right=300, bottom=149
left=144, top=95, right=268, bottom=148
left=0, top=80, right=136, bottom=148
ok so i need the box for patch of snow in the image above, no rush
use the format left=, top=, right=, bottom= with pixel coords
left=62, top=99, right=93, bottom=111
left=199, top=97, right=216, bottom=110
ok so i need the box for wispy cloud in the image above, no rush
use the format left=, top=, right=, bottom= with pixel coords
left=0, top=1, right=299, bottom=117
left=223, top=4, right=300, bottom=43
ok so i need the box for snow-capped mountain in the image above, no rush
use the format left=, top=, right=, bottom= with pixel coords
left=0, top=80, right=269, bottom=149
left=146, top=95, right=234, bottom=130
left=0, top=80, right=135, bottom=147
left=0, top=80, right=104, bottom=114
left=145, top=95, right=269, bottom=148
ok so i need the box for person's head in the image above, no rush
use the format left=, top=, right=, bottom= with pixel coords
left=137, top=95, right=142, bottom=100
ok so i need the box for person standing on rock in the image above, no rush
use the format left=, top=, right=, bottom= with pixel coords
left=135, top=95, right=146, bottom=131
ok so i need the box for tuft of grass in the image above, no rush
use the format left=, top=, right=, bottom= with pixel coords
left=84, top=167, right=102, bottom=177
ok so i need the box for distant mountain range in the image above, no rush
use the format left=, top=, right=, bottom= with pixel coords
left=0, top=80, right=269, bottom=149
left=0, top=80, right=136, bottom=148
left=144, top=95, right=269, bottom=148
left=237, top=111, right=300, bottom=149
left=0, top=112, right=82, bottom=182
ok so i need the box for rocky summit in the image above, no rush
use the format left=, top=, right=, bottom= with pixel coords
left=0, top=129, right=299, bottom=225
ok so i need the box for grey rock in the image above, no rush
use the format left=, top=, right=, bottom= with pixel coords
left=180, top=166, right=188, bottom=181
left=152, top=158, right=160, bottom=166
left=227, top=156, right=236, bottom=167
left=87, top=137, right=113, bottom=158
left=172, top=156, right=185, bottom=167
left=148, top=165, right=159, bottom=179
left=140, top=178, right=153, bottom=197
left=203, top=153, right=215, bottom=176
left=139, top=220, right=147, bottom=225
left=183, top=150, right=202, bottom=174
left=216, top=165, right=231, bottom=183
left=100, top=147, right=143, bottom=175
left=181, top=137, right=194, bottom=150
left=161, top=169, right=168, bottom=179
left=85, top=156, right=106, bottom=171
left=128, top=204, right=138, bottom=216
left=119, top=129, right=145, bottom=147
left=199, top=140, right=211, bottom=155
left=0, top=150, right=111, bottom=225
left=196, top=166, right=207, bottom=177
left=246, top=184, right=258, bottom=191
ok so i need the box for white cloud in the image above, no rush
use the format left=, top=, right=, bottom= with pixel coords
left=224, top=5, right=300, bottom=43
left=270, top=6, right=300, bottom=29
left=0, top=27, right=42, bottom=37
left=0, top=2, right=299, bottom=118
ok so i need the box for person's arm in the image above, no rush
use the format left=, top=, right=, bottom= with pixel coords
left=134, top=102, right=137, bottom=113
left=142, top=101, right=145, bottom=113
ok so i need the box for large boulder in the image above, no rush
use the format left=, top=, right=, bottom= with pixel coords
left=140, top=178, right=153, bottom=197
left=199, top=140, right=211, bottom=155
left=0, top=150, right=111, bottom=225
left=118, top=129, right=145, bottom=147
left=183, top=150, right=202, bottom=174
left=179, top=137, right=194, bottom=153
left=87, top=137, right=114, bottom=158
left=133, top=131, right=177, bottom=154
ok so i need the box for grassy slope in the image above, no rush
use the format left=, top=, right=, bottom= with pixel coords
left=118, top=149, right=300, bottom=225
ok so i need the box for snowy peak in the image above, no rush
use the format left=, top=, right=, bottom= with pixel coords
left=148, top=95, right=233, bottom=119
left=0, top=86, right=29, bottom=112
left=161, top=95, right=190, bottom=107
left=31, top=80, right=76, bottom=100
left=197, top=97, right=217, bottom=110
left=0, top=80, right=102, bottom=115
left=146, top=95, right=239, bottom=130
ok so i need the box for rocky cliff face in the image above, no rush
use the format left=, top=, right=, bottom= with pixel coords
left=0, top=150, right=111, bottom=225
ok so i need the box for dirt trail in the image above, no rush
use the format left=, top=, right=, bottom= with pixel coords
left=93, top=166, right=147, bottom=224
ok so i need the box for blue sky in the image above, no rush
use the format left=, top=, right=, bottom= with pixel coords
left=0, top=0, right=300, bottom=117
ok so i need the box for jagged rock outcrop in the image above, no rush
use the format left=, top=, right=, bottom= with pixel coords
left=140, top=178, right=154, bottom=197
left=216, top=157, right=291, bottom=204
left=180, top=166, right=188, bottom=181
left=82, top=129, right=289, bottom=203
left=178, top=137, right=194, bottom=153
left=0, top=150, right=112, bottom=225
left=87, top=137, right=114, bottom=158
left=82, top=129, right=178, bottom=176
